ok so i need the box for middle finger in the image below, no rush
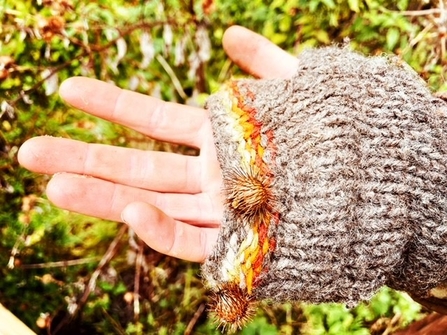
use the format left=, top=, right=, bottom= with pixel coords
left=19, top=136, right=202, bottom=193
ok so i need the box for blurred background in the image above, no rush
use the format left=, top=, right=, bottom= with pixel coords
left=0, top=0, right=446, bottom=334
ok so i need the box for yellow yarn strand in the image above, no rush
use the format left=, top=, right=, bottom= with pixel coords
left=220, top=82, right=276, bottom=294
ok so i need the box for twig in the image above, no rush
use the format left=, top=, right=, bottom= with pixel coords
left=398, top=9, right=444, bottom=16
left=380, top=1, right=446, bottom=17
left=77, top=225, right=127, bottom=308
left=101, top=307, right=127, bottom=335
left=156, top=54, right=188, bottom=100
left=185, top=303, right=206, bottom=335
left=382, top=312, right=402, bottom=335
left=4, top=19, right=179, bottom=110
left=133, top=238, right=144, bottom=321
left=19, top=257, right=99, bottom=269
left=50, top=224, right=128, bottom=335
left=5, top=51, right=86, bottom=109
left=7, top=235, right=25, bottom=269
left=401, top=22, right=435, bottom=55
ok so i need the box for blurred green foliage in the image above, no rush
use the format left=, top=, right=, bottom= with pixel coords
left=1, top=0, right=446, bottom=334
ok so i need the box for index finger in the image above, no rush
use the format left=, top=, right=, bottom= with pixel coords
left=223, top=25, right=299, bottom=79
left=59, top=77, right=208, bottom=148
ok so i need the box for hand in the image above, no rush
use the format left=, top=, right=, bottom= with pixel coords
left=18, top=26, right=298, bottom=262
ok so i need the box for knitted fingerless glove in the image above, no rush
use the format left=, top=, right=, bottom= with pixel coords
left=202, top=46, right=447, bottom=330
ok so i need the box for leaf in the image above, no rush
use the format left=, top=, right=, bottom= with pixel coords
left=174, top=35, right=187, bottom=66
left=262, top=20, right=276, bottom=40
left=386, top=27, right=400, bottom=50
left=0, top=101, right=14, bottom=118
left=348, top=0, right=360, bottom=12
left=279, top=15, right=292, bottom=32
left=321, top=0, right=336, bottom=9
left=140, top=31, right=155, bottom=69
left=41, top=68, right=59, bottom=96
left=271, top=33, right=288, bottom=45
left=116, top=37, right=127, bottom=61
left=195, top=25, right=211, bottom=62
left=108, top=37, right=127, bottom=73
left=397, top=0, right=409, bottom=11
left=314, top=29, right=330, bottom=44
left=270, top=0, right=285, bottom=10
left=163, top=24, right=173, bottom=48
left=241, top=316, right=278, bottom=335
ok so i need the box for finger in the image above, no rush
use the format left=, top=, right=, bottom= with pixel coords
left=223, top=25, right=299, bottom=79
left=59, top=77, right=209, bottom=147
left=121, top=202, right=219, bottom=262
left=46, top=173, right=222, bottom=225
left=18, top=136, right=202, bottom=193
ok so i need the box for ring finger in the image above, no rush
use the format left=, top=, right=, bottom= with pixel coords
left=46, top=173, right=222, bottom=225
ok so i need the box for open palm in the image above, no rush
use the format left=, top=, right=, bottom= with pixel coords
left=18, top=26, right=298, bottom=262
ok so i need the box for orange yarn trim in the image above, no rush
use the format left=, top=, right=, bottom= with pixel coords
left=226, top=81, right=279, bottom=294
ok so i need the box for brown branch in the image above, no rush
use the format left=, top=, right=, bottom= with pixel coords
left=6, top=50, right=86, bottom=109
left=382, top=312, right=401, bottom=335
left=50, top=224, right=128, bottom=335
left=398, top=8, right=444, bottom=16
left=101, top=308, right=127, bottom=335
left=19, top=257, right=100, bottom=269
left=380, top=2, right=445, bottom=17
left=184, top=303, right=206, bottom=335
left=4, top=19, right=183, bottom=109
left=156, top=54, right=188, bottom=100
left=393, top=313, right=447, bottom=335
left=133, top=238, right=144, bottom=321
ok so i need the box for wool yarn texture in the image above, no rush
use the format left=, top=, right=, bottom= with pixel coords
left=202, top=46, right=447, bottom=324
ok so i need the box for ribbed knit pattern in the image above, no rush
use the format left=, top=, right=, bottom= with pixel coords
left=202, top=46, right=447, bottom=308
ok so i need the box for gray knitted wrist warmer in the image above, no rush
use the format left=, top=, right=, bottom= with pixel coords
left=202, top=46, right=447, bottom=328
